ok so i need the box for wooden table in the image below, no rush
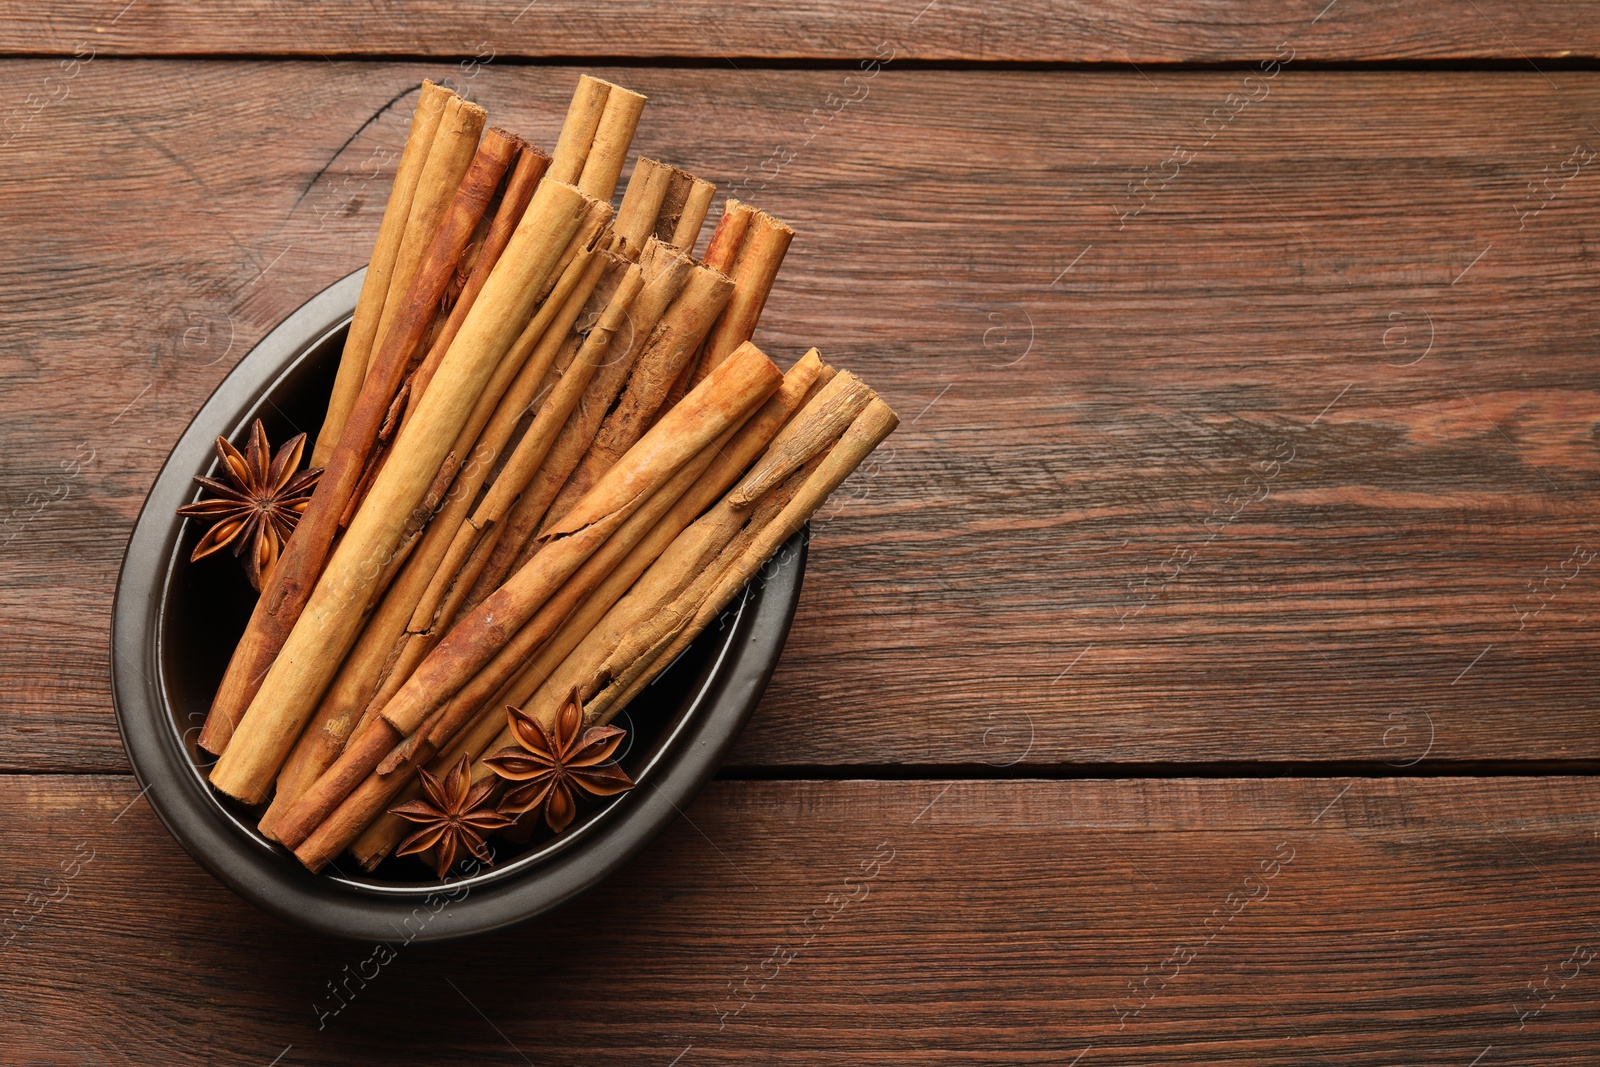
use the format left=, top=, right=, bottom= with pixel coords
left=4, top=3, right=1600, bottom=1061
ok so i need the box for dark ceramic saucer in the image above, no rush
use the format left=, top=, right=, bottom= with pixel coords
left=111, top=267, right=805, bottom=942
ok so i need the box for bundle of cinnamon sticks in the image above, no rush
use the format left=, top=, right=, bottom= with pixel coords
left=194, top=75, right=897, bottom=876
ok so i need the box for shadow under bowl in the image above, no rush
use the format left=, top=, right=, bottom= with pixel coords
left=111, top=267, right=806, bottom=943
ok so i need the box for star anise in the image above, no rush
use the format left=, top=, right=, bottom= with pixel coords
left=388, top=756, right=514, bottom=879
left=176, top=418, right=321, bottom=591
left=484, top=688, right=636, bottom=834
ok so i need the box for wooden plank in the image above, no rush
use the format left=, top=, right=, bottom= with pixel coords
left=4, top=1, right=1600, bottom=62
left=2, top=774, right=1597, bottom=1061
left=3, top=63, right=1599, bottom=771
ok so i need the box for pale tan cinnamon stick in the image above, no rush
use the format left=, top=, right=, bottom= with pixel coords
left=209, top=179, right=594, bottom=801
left=613, top=158, right=677, bottom=257
left=668, top=173, right=717, bottom=253
left=278, top=344, right=783, bottom=866
left=541, top=262, right=734, bottom=525
left=314, top=80, right=455, bottom=468
left=578, top=84, right=647, bottom=201
left=367, top=94, right=488, bottom=374
left=547, top=75, right=611, bottom=184
left=198, top=128, right=523, bottom=756
left=547, top=74, right=647, bottom=202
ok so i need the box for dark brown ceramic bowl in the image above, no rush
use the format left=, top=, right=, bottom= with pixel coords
left=110, top=267, right=806, bottom=942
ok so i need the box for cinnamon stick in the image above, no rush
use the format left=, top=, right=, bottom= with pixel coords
left=725, top=370, right=873, bottom=507
left=198, top=128, right=523, bottom=756
left=349, top=257, right=646, bottom=732
left=209, top=178, right=594, bottom=801
left=403, top=141, right=551, bottom=411
left=467, top=239, right=697, bottom=598
left=670, top=174, right=717, bottom=254
left=314, top=80, right=454, bottom=468
left=547, top=74, right=646, bottom=202
left=547, top=75, right=611, bottom=185
left=541, top=262, right=734, bottom=525
left=590, top=397, right=900, bottom=724
left=578, top=84, right=646, bottom=201
left=259, top=209, right=608, bottom=828
left=613, top=158, right=677, bottom=257
left=659, top=199, right=755, bottom=410
left=613, top=159, right=716, bottom=258
left=702, top=199, right=755, bottom=272
left=368, top=94, right=488, bottom=374
left=689, top=204, right=794, bottom=387
left=277, top=344, right=783, bottom=866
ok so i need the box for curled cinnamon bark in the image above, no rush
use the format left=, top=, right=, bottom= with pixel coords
left=209, top=178, right=595, bottom=802
left=548, top=74, right=646, bottom=201
left=276, top=343, right=783, bottom=866
left=315, top=80, right=455, bottom=469
left=348, top=351, right=826, bottom=869
left=198, top=125, right=521, bottom=756
left=690, top=204, right=794, bottom=386
left=259, top=200, right=607, bottom=832
left=370, top=94, right=489, bottom=374
left=614, top=159, right=717, bottom=258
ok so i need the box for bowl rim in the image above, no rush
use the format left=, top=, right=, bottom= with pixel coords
left=110, top=267, right=807, bottom=942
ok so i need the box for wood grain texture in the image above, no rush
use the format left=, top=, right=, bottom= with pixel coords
left=1, top=774, right=1597, bottom=1063
left=5, top=1, right=1600, bottom=62
left=3, top=63, right=1600, bottom=772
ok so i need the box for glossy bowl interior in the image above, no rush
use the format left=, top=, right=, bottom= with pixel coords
left=111, top=268, right=806, bottom=941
